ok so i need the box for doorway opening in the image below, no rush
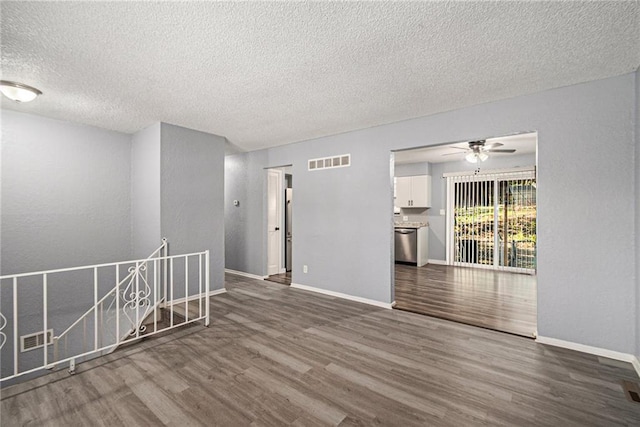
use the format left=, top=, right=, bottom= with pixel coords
left=266, top=165, right=293, bottom=286
left=391, top=132, right=537, bottom=337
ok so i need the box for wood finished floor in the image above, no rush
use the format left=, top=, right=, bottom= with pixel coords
left=266, top=271, right=292, bottom=286
left=2, top=273, right=639, bottom=426
left=395, top=263, right=537, bottom=338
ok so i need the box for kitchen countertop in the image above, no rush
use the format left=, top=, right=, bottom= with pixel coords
left=394, top=221, right=428, bottom=228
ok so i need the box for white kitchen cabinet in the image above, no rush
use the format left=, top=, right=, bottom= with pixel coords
left=394, top=175, right=431, bottom=208
left=395, top=177, right=412, bottom=208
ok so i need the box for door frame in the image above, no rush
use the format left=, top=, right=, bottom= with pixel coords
left=267, top=168, right=284, bottom=276
left=389, top=132, right=539, bottom=337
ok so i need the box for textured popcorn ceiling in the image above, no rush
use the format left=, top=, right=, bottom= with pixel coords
left=1, top=1, right=638, bottom=151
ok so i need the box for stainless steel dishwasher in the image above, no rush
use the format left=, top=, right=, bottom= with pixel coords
left=395, top=228, right=417, bottom=263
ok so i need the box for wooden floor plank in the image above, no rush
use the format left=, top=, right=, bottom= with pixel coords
left=2, top=273, right=638, bottom=426
left=265, top=271, right=291, bottom=286
left=394, top=263, right=537, bottom=337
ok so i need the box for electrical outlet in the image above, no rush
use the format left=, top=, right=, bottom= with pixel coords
left=303, top=265, right=308, bottom=273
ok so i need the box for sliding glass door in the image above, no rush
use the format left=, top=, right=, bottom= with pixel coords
left=446, top=169, right=536, bottom=273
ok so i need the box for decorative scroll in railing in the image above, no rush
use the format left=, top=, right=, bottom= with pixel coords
left=0, top=312, right=7, bottom=350
left=0, top=240, right=210, bottom=384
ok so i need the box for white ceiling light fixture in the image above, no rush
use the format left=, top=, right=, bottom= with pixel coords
left=465, top=151, right=489, bottom=163
left=0, top=80, right=42, bottom=102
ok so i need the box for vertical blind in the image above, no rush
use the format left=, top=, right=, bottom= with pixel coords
left=445, top=168, right=536, bottom=274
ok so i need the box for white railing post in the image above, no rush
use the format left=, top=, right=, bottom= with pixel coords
left=43, top=274, right=48, bottom=368
left=93, top=268, right=98, bottom=352
left=99, top=301, right=103, bottom=349
left=163, top=238, right=168, bottom=308
left=116, top=265, right=120, bottom=344
left=198, top=253, right=203, bottom=319
left=13, top=277, right=18, bottom=377
left=205, top=250, right=210, bottom=327
left=184, top=257, right=189, bottom=322
left=135, top=262, right=140, bottom=338
left=153, top=259, right=158, bottom=333
left=170, top=258, right=174, bottom=327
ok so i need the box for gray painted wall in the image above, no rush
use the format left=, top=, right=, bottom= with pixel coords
left=224, top=153, right=248, bottom=272
left=225, top=73, right=637, bottom=355
left=131, top=123, right=161, bottom=258
left=1, top=110, right=132, bottom=274
left=225, top=150, right=268, bottom=275
left=394, top=162, right=431, bottom=176
left=160, top=123, right=226, bottom=291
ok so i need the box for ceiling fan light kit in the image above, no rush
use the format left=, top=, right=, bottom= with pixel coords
left=465, top=151, right=489, bottom=163
left=441, top=139, right=517, bottom=163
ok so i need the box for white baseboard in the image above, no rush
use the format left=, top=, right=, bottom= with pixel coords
left=225, top=268, right=267, bottom=280
left=536, top=335, right=640, bottom=378
left=290, top=283, right=393, bottom=309
left=427, top=259, right=448, bottom=265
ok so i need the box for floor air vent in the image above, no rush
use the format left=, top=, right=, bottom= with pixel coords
left=21, top=329, right=53, bottom=352
left=622, top=381, right=640, bottom=403
left=308, top=154, right=350, bottom=171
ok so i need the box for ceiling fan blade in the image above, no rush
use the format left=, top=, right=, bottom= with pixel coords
left=442, top=151, right=466, bottom=156
left=483, top=142, right=503, bottom=149
left=485, top=149, right=516, bottom=153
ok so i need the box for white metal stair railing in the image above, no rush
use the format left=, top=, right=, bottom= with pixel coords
left=0, top=239, right=210, bottom=384
left=55, top=239, right=169, bottom=362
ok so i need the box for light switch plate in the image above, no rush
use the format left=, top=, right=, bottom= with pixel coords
left=402, top=216, right=408, bottom=221
left=440, top=209, right=445, bottom=216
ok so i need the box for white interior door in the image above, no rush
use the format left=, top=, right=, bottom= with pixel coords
left=267, top=169, right=283, bottom=276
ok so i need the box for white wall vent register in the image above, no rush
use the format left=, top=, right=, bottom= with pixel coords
left=308, top=154, right=350, bottom=171
left=21, top=329, right=53, bottom=352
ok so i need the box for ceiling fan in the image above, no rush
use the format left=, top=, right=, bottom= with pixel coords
left=443, top=140, right=516, bottom=163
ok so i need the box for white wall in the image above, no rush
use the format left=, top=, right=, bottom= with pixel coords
left=160, top=123, right=226, bottom=291
left=225, top=73, right=637, bottom=355
left=225, top=150, right=268, bottom=275
left=394, top=162, right=431, bottom=177
left=131, top=123, right=161, bottom=258
left=1, top=110, right=132, bottom=274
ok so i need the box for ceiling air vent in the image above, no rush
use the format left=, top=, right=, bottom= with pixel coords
left=21, top=329, right=53, bottom=352
left=308, top=154, right=350, bottom=171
